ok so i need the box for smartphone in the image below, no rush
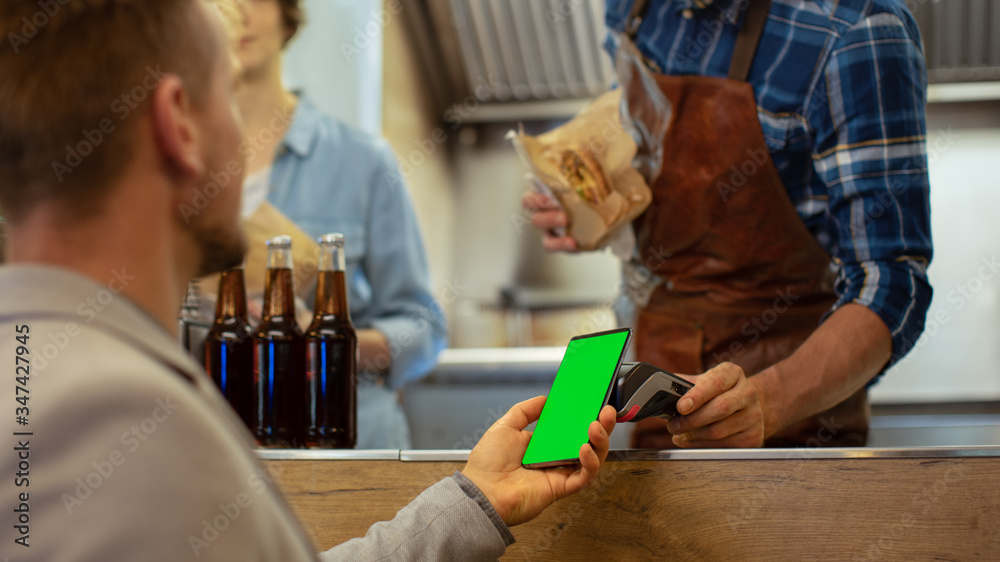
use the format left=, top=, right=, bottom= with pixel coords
left=522, top=327, right=632, bottom=469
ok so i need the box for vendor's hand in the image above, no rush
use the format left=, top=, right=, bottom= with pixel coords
left=462, top=396, right=616, bottom=527
left=247, top=293, right=264, bottom=327
left=521, top=192, right=577, bottom=252
left=667, top=363, right=765, bottom=448
left=294, top=296, right=312, bottom=330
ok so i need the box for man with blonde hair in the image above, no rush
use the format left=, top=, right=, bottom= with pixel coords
left=0, top=1, right=615, bottom=559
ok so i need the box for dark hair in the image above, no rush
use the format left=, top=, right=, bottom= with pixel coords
left=280, top=0, right=304, bottom=45
left=0, top=0, right=221, bottom=222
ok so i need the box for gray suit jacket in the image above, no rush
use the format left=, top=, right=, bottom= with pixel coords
left=0, top=265, right=512, bottom=560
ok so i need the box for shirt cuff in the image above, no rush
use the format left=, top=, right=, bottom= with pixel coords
left=832, top=259, right=933, bottom=373
left=451, top=471, right=516, bottom=547
left=369, top=313, right=446, bottom=388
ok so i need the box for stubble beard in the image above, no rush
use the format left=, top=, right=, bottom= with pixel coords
left=191, top=120, right=248, bottom=276
left=189, top=205, right=247, bottom=277
left=186, top=181, right=247, bottom=276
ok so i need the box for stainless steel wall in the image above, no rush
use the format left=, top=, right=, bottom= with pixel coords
left=871, top=102, right=1000, bottom=403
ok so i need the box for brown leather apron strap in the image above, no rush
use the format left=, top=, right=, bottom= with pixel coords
left=728, top=0, right=772, bottom=81
left=625, top=0, right=651, bottom=38
left=627, top=0, right=771, bottom=82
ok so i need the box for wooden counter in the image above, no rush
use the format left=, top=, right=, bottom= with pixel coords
left=261, top=448, right=1000, bottom=560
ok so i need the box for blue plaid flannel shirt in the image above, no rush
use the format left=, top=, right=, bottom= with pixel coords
left=606, top=0, right=933, bottom=369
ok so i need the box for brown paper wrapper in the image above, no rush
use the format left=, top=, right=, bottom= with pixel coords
left=199, top=202, right=320, bottom=300
left=512, top=89, right=652, bottom=251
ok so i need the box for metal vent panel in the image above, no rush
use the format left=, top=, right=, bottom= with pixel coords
left=446, top=0, right=615, bottom=102
left=405, top=0, right=1000, bottom=123
left=913, top=0, right=1000, bottom=82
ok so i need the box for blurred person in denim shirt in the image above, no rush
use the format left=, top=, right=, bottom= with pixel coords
left=233, top=0, right=446, bottom=448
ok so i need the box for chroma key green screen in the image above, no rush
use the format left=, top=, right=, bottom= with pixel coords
left=522, top=328, right=630, bottom=467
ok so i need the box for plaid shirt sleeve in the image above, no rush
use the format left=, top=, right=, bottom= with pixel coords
left=807, top=10, right=933, bottom=368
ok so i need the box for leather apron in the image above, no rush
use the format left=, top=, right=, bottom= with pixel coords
left=622, top=0, right=869, bottom=448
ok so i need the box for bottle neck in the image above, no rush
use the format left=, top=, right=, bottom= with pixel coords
left=214, top=268, right=248, bottom=321
left=312, top=243, right=350, bottom=322
left=317, top=241, right=346, bottom=272
left=263, top=247, right=296, bottom=321
left=267, top=245, right=293, bottom=270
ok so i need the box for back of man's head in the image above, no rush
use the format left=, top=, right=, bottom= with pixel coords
left=0, top=0, right=222, bottom=224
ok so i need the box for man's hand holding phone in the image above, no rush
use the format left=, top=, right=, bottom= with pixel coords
left=462, top=328, right=627, bottom=526
left=462, top=397, right=616, bottom=527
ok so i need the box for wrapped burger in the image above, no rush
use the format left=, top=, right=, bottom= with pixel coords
left=510, top=89, right=652, bottom=251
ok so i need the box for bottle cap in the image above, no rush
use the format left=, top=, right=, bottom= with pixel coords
left=318, top=233, right=345, bottom=247
left=266, top=235, right=293, bottom=248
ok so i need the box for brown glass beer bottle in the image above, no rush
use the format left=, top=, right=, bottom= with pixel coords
left=252, top=235, right=305, bottom=448
left=304, top=234, right=358, bottom=449
left=204, top=265, right=254, bottom=432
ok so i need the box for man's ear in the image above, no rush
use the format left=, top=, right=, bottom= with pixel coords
left=150, top=75, right=204, bottom=179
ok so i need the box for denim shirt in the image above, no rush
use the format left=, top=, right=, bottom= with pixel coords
left=266, top=96, right=447, bottom=390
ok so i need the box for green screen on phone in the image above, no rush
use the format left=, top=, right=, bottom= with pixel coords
left=522, top=328, right=630, bottom=468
